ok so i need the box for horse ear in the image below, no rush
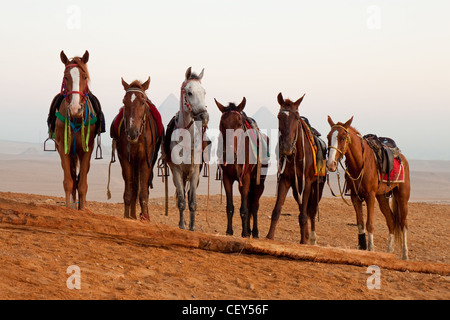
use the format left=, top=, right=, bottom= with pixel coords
left=277, top=92, right=284, bottom=106
left=142, top=76, right=151, bottom=91
left=121, top=77, right=129, bottom=90
left=214, top=98, right=226, bottom=113
left=294, top=94, right=305, bottom=109
left=198, top=68, right=204, bottom=80
left=185, top=67, right=192, bottom=80
left=82, top=50, right=89, bottom=64
left=237, top=97, right=246, bottom=112
left=327, top=115, right=335, bottom=127
left=344, top=116, right=354, bottom=128
left=60, top=50, right=69, bottom=65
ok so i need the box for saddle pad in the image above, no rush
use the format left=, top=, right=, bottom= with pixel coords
left=379, top=158, right=404, bottom=183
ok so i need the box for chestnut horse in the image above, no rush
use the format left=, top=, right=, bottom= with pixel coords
left=326, top=116, right=410, bottom=260
left=215, top=97, right=269, bottom=238
left=266, top=93, right=326, bottom=244
left=53, top=50, right=100, bottom=209
left=111, top=77, right=162, bottom=220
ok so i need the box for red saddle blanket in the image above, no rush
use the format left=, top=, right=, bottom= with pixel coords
left=112, top=101, right=163, bottom=138
left=379, top=158, right=404, bottom=183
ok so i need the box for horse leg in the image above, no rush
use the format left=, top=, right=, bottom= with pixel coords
left=266, top=177, right=290, bottom=240
left=70, top=156, right=78, bottom=209
left=139, top=166, right=151, bottom=221
left=129, top=165, right=139, bottom=219
left=239, top=175, right=251, bottom=238
left=120, top=158, right=133, bottom=219
left=307, top=181, right=319, bottom=245
left=222, top=174, right=234, bottom=236
left=393, top=187, right=410, bottom=260
left=299, top=181, right=312, bottom=244
left=77, top=150, right=93, bottom=210
left=365, top=193, right=377, bottom=251
left=58, top=151, right=74, bottom=209
left=249, top=180, right=264, bottom=238
left=172, top=169, right=187, bottom=229
left=376, top=194, right=395, bottom=253
left=351, top=193, right=366, bottom=250
left=187, top=166, right=200, bottom=231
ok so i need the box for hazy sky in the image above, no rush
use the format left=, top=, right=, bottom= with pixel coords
left=0, top=0, right=449, bottom=160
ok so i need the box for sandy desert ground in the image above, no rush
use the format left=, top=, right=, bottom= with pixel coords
left=0, top=140, right=449, bottom=300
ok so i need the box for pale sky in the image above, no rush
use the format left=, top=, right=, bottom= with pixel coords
left=0, top=0, right=449, bottom=160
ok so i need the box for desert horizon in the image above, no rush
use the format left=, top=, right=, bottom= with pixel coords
left=1, top=139, right=449, bottom=205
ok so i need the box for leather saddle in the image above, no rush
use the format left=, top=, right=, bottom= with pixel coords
left=363, top=134, right=401, bottom=185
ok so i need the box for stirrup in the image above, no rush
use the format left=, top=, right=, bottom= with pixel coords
left=95, top=135, right=103, bottom=160
left=157, top=158, right=170, bottom=178
left=215, top=165, right=222, bottom=181
left=203, top=163, right=209, bottom=178
left=44, top=137, right=56, bottom=152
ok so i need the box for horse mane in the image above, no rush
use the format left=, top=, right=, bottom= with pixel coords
left=69, top=57, right=90, bottom=80
left=221, top=103, right=240, bottom=113
left=128, top=80, right=145, bottom=89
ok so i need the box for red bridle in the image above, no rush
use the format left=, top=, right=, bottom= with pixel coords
left=60, top=63, right=89, bottom=103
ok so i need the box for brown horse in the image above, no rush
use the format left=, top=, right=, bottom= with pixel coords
left=326, top=116, right=410, bottom=260
left=266, top=93, right=326, bottom=244
left=111, top=77, right=162, bottom=220
left=53, top=50, right=100, bottom=209
left=215, top=97, right=269, bottom=237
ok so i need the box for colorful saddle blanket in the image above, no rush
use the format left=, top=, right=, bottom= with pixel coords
left=380, top=158, right=404, bottom=183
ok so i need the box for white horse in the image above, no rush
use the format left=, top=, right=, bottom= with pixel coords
left=166, top=67, right=209, bottom=231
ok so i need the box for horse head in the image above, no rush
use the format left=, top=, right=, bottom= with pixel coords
left=326, top=115, right=353, bottom=172
left=277, top=92, right=305, bottom=157
left=182, top=67, right=209, bottom=128
left=121, top=77, right=151, bottom=143
left=60, top=50, right=90, bottom=118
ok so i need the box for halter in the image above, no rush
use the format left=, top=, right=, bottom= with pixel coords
left=123, top=88, right=149, bottom=142
left=178, top=79, right=208, bottom=129
left=61, top=63, right=90, bottom=104
left=327, top=125, right=366, bottom=202
left=327, top=125, right=351, bottom=161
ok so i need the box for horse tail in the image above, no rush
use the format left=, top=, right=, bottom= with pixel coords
left=391, top=193, right=403, bottom=247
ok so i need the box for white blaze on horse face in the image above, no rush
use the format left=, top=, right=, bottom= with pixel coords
left=69, top=67, right=82, bottom=115
left=327, top=130, right=339, bottom=171
left=130, top=93, right=136, bottom=103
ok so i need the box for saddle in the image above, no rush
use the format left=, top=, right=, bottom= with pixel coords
left=363, top=134, right=402, bottom=186
left=162, top=114, right=211, bottom=164
left=300, top=116, right=327, bottom=177
left=47, top=92, right=106, bottom=137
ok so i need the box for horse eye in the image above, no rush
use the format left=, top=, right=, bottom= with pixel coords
left=188, top=92, right=193, bottom=96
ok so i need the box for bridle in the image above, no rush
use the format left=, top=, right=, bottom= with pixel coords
left=123, top=88, right=149, bottom=143
left=60, top=63, right=90, bottom=104
left=327, top=125, right=366, bottom=203
left=277, top=108, right=301, bottom=160
left=179, top=79, right=208, bottom=129
left=327, top=125, right=351, bottom=162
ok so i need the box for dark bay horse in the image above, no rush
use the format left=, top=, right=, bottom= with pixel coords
left=110, top=77, right=162, bottom=220
left=215, top=97, right=269, bottom=238
left=52, top=50, right=100, bottom=209
left=326, top=116, right=410, bottom=259
left=266, top=93, right=326, bottom=244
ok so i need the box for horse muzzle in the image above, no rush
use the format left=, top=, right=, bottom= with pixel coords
left=279, top=142, right=295, bottom=157
left=326, top=159, right=338, bottom=172
left=127, top=128, right=140, bottom=144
